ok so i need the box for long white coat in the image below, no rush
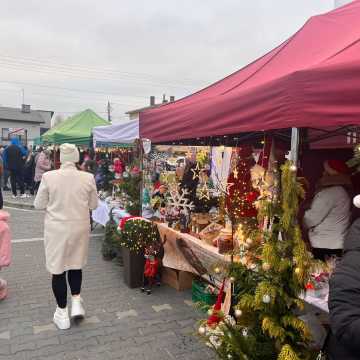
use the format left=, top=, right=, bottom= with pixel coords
left=34, top=162, right=98, bottom=274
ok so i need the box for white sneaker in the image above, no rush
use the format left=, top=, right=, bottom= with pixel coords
left=20, top=194, right=27, bottom=199
left=53, top=307, right=71, bottom=330
left=11, top=195, right=18, bottom=199
left=71, top=296, right=85, bottom=319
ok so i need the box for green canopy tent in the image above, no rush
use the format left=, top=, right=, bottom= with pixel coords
left=42, top=109, right=109, bottom=145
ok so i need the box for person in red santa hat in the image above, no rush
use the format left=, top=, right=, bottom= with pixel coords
left=303, top=159, right=353, bottom=261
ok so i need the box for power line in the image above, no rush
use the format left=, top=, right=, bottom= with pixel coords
left=0, top=59, right=197, bottom=89
left=0, top=53, right=199, bottom=85
left=0, top=86, right=144, bottom=107
left=0, top=80, right=150, bottom=99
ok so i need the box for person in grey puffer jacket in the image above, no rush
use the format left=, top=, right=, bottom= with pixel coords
left=326, top=199, right=360, bottom=360
left=303, top=159, right=352, bottom=260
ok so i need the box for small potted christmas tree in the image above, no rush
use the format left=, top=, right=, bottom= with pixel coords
left=116, top=219, right=160, bottom=288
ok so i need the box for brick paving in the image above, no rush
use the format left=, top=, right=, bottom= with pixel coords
left=2, top=190, right=35, bottom=210
left=0, top=207, right=215, bottom=360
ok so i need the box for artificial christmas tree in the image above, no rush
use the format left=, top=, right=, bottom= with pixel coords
left=200, top=162, right=315, bottom=360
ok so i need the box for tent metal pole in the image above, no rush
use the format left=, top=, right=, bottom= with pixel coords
left=290, top=127, right=300, bottom=165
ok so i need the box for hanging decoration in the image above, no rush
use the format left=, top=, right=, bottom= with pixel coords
left=191, top=162, right=202, bottom=180
left=167, top=187, right=195, bottom=215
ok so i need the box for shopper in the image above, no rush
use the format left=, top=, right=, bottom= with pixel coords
left=34, top=143, right=98, bottom=330
left=34, top=149, right=52, bottom=193
left=2, top=138, right=28, bottom=198
left=0, top=209, right=11, bottom=300
left=24, top=146, right=36, bottom=195
left=0, top=145, right=10, bottom=191
left=303, top=159, right=352, bottom=261
left=0, top=152, right=3, bottom=209
left=326, top=197, right=360, bottom=360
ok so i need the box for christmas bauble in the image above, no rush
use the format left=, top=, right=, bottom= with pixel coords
left=354, top=195, right=360, bottom=209
left=242, top=328, right=248, bottom=337
left=262, top=262, right=271, bottom=271
left=294, top=267, right=301, bottom=275
left=214, top=267, right=221, bottom=274
left=229, top=276, right=236, bottom=283
left=262, top=294, right=271, bottom=304
left=246, top=238, right=253, bottom=245
left=290, top=164, right=297, bottom=172
left=207, top=309, right=213, bottom=316
left=234, top=309, right=243, bottom=318
left=227, top=355, right=233, bottom=359
left=198, top=326, right=206, bottom=335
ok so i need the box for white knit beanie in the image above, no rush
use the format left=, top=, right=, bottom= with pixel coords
left=60, top=143, right=79, bottom=164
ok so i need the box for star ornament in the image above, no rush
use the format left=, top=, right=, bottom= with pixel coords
left=233, top=168, right=239, bottom=179
left=226, top=183, right=234, bottom=195
left=198, top=184, right=210, bottom=200
left=191, top=162, right=202, bottom=180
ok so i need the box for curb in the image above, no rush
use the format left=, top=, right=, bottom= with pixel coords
left=3, top=201, right=34, bottom=210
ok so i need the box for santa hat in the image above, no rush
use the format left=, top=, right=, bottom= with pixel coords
left=324, top=159, right=350, bottom=175
left=207, top=280, right=225, bottom=327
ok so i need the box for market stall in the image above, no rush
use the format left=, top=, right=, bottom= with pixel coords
left=42, top=109, right=108, bottom=145
left=136, top=4, right=360, bottom=358
left=91, top=120, right=142, bottom=264
left=40, top=109, right=109, bottom=168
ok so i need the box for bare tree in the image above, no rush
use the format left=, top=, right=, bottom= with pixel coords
left=51, top=114, right=64, bottom=127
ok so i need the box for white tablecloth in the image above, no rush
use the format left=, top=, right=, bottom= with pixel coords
left=92, top=200, right=110, bottom=226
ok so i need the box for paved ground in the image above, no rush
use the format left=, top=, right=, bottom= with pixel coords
left=2, top=190, right=35, bottom=210
left=0, top=206, right=214, bottom=360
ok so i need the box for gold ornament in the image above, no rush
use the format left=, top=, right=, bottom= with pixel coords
left=295, top=267, right=301, bottom=275
left=290, top=164, right=297, bottom=172
left=229, top=276, right=235, bottom=283
left=207, top=309, right=213, bottom=316
left=214, top=267, right=221, bottom=274
left=262, top=262, right=271, bottom=271
left=246, top=238, right=253, bottom=245
left=262, top=294, right=271, bottom=304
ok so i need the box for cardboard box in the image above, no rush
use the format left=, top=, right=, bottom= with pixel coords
left=162, top=266, right=193, bottom=291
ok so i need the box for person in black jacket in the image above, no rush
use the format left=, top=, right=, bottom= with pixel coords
left=3, top=138, right=28, bottom=198
left=327, top=198, right=360, bottom=360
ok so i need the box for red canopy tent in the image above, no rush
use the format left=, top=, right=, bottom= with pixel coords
left=140, top=1, right=360, bottom=143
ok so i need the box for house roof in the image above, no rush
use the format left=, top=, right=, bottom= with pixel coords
left=125, top=104, right=162, bottom=115
left=0, top=106, right=53, bottom=124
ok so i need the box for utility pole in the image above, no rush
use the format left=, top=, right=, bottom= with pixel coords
left=21, top=89, right=25, bottom=104
left=107, top=101, right=111, bottom=122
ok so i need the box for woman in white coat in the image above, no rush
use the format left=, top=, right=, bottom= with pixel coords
left=34, top=143, right=98, bottom=330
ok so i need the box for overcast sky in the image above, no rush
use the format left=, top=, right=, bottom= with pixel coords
left=0, top=0, right=334, bottom=123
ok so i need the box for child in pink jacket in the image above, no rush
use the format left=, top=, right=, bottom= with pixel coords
left=0, top=210, right=11, bottom=300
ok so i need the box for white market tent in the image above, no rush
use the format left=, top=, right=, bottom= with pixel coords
left=93, top=119, right=139, bottom=147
